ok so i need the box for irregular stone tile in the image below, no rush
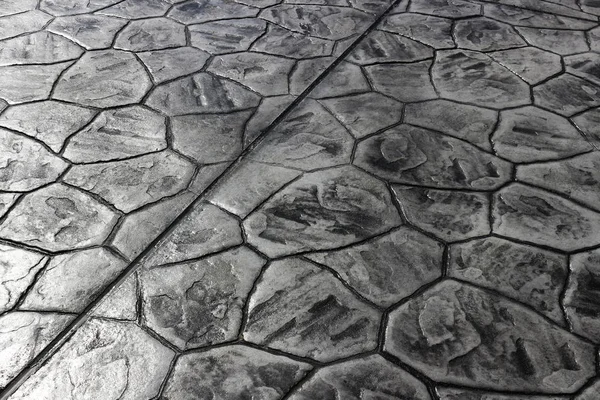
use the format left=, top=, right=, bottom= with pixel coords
left=591, top=27, right=600, bottom=53
left=98, top=0, right=172, bottom=18
left=9, top=319, right=175, bottom=400
left=142, top=247, right=265, bottom=349
left=168, top=0, right=259, bottom=24
left=0, top=312, right=73, bottom=388
left=0, top=129, right=68, bottom=191
left=449, top=237, right=568, bottom=323
left=244, top=166, right=402, bottom=257
left=252, top=24, right=334, bottom=58
left=573, top=107, right=600, bottom=145
left=577, top=380, right=600, bottom=400
left=484, top=4, right=597, bottom=29
left=0, top=183, right=119, bottom=252
left=454, top=17, right=525, bottom=52
left=348, top=30, right=434, bottom=65
left=290, top=355, right=431, bottom=400
left=0, top=63, right=72, bottom=104
left=0, top=10, right=52, bottom=41
left=492, top=106, right=592, bottom=163
left=244, top=94, right=296, bottom=146
left=534, top=74, right=600, bottom=117
left=307, top=227, right=443, bottom=308
left=581, top=0, right=600, bottom=16
left=0, top=244, right=47, bottom=314
left=163, top=345, right=311, bottom=399
left=187, top=163, right=229, bottom=195
left=248, top=100, right=353, bottom=171
left=20, top=248, right=127, bottom=313
left=207, top=53, right=295, bottom=96
left=53, top=50, right=151, bottom=108
left=385, top=280, right=595, bottom=393
left=308, top=61, right=370, bottom=99
left=0, top=31, right=83, bottom=67
left=490, top=47, right=561, bottom=85
left=354, top=124, right=513, bottom=190
left=365, top=61, right=438, bottom=102
left=0, top=193, right=19, bottom=219
left=516, top=27, right=589, bottom=56
left=244, top=258, right=381, bottom=361
left=137, top=47, right=210, bottom=84
left=92, top=273, right=138, bottom=321
left=144, top=202, right=243, bottom=267
left=381, top=13, right=455, bottom=49
left=0, top=101, right=95, bottom=153
left=0, top=100, right=6, bottom=113
left=488, top=0, right=595, bottom=20
left=493, top=183, right=600, bottom=251
left=0, top=0, right=38, bottom=17
left=349, top=0, right=391, bottom=13
left=393, top=185, right=491, bottom=242
left=432, top=50, right=530, bottom=109
left=40, top=0, right=121, bottom=15
left=114, top=18, right=186, bottom=52
left=63, top=151, right=195, bottom=213
left=289, top=57, right=334, bottom=95
left=47, top=15, right=128, bottom=50
left=63, top=106, right=167, bottom=163
left=438, top=388, right=567, bottom=399
left=145, top=72, right=261, bottom=115
left=410, top=0, right=481, bottom=18
left=260, top=5, right=371, bottom=41
left=188, top=19, right=266, bottom=54
left=208, top=160, right=301, bottom=218
left=237, top=0, right=279, bottom=6
left=566, top=53, right=600, bottom=87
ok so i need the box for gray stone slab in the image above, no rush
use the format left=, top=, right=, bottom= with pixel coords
left=484, top=3, right=597, bottom=29
left=0, top=10, right=52, bottom=41
left=573, top=107, right=600, bottom=146
left=381, top=13, right=455, bottom=49
left=438, top=388, right=568, bottom=399
left=114, top=18, right=186, bottom=52
left=40, top=0, right=121, bottom=16
left=252, top=24, right=335, bottom=58
left=188, top=18, right=267, bottom=54
left=98, top=0, right=172, bottom=18
left=347, top=29, right=434, bottom=64
left=534, top=74, right=600, bottom=117
left=308, top=61, right=371, bottom=99
left=516, top=27, right=590, bottom=55
left=410, top=0, right=482, bottom=18
left=365, top=60, right=438, bottom=102
left=490, top=47, right=561, bottom=85
left=566, top=53, right=600, bottom=86
left=454, top=17, right=526, bottom=51
left=0, top=193, right=19, bottom=219
left=0, top=32, right=83, bottom=67
left=91, top=273, right=138, bottom=321
left=137, top=47, right=210, bottom=84
left=0, top=0, right=38, bottom=17
left=168, top=0, right=259, bottom=24
left=0, top=63, right=72, bottom=104
left=47, top=15, right=128, bottom=50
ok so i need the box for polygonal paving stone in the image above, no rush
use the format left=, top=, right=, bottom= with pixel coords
left=0, top=31, right=83, bottom=67
left=573, top=107, right=600, bottom=145
left=577, top=380, right=600, bottom=400
left=188, top=19, right=266, bottom=54
left=63, top=106, right=167, bottom=163
left=168, top=0, right=259, bottom=24
left=306, top=227, right=443, bottom=308
left=141, top=247, right=265, bottom=349
left=0, top=183, right=119, bottom=252
left=0, top=244, right=47, bottom=314
left=91, top=273, right=138, bottom=321
left=0, top=0, right=38, bottom=16
left=484, top=4, right=597, bottom=29
left=492, top=106, right=592, bottom=163
left=114, top=18, right=186, bottom=52
left=145, top=72, right=261, bottom=115
left=534, top=74, right=600, bottom=117
left=0, top=129, right=68, bottom=191
left=566, top=53, right=600, bottom=87
left=384, top=280, right=596, bottom=393
left=347, top=30, right=434, bottom=65
left=163, top=345, right=311, bottom=399
left=244, top=94, right=296, bottom=145
left=492, top=0, right=595, bottom=20
left=0, top=312, right=73, bottom=389
left=137, top=47, right=210, bottom=84
left=252, top=24, right=335, bottom=58
left=365, top=61, right=438, bottom=102
left=380, top=13, right=455, bottom=49
left=47, top=15, right=128, bottom=50
left=493, top=183, right=600, bottom=251
left=449, top=237, right=568, bottom=323
left=63, top=151, right=195, bottom=213
left=289, top=355, right=432, bottom=400
left=454, top=17, right=526, bottom=51
left=581, top=0, right=600, bottom=15
left=490, top=47, right=562, bottom=85
left=438, top=388, right=568, bottom=399
left=516, top=27, right=590, bottom=56
left=289, top=57, right=335, bottom=95
left=53, top=50, right=152, bottom=108
left=354, top=124, right=513, bottom=190
left=0, top=101, right=95, bottom=153
left=0, top=63, right=72, bottom=104
left=410, top=0, right=481, bottom=18
left=98, top=0, right=172, bottom=18
left=432, top=50, right=530, bottom=109
left=404, top=100, right=496, bottom=150
left=308, top=61, right=371, bottom=99
left=591, top=27, right=600, bottom=52
left=9, top=319, right=175, bottom=400
left=392, top=185, right=491, bottom=242
left=0, top=193, right=19, bottom=219
left=244, top=258, right=381, bottom=361
left=39, top=0, right=121, bottom=15
left=244, top=166, right=402, bottom=257
left=0, top=10, right=52, bottom=41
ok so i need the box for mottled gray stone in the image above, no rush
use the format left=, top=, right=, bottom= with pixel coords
left=577, top=380, right=600, bottom=400
left=573, top=107, right=600, bottom=145
left=0, top=32, right=83, bottom=67
left=289, top=57, right=334, bottom=95
left=114, top=18, right=186, bottom=52
left=137, top=47, right=210, bottom=84
left=410, top=0, right=481, bottom=18
left=385, top=280, right=595, bottom=393
left=348, top=30, right=434, bottom=65
left=0, top=312, right=73, bottom=388
left=168, top=0, right=259, bottom=24
left=581, top=0, right=600, bottom=16
left=449, top=237, right=568, bottom=323
left=188, top=19, right=266, bottom=54
left=47, top=15, right=127, bottom=50
left=163, top=345, right=311, bottom=399
left=348, top=0, right=390, bottom=12
left=381, top=13, right=455, bottom=49
left=0, top=129, right=68, bottom=191
left=490, top=47, right=561, bottom=85
left=534, top=74, right=600, bottom=117
left=393, top=185, right=491, bottom=242
left=53, top=50, right=152, bottom=108
left=404, top=100, right=496, bottom=150
left=244, top=166, right=402, bottom=257
left=516, top=27, right=590, bottom=56
left=438, top=388, right=567, bottom=399
left=365, top=61, right=438, bottom=102
left=566, top=53, right=600, bottom=87
left=290, top=355, right=431, bottom=400
left=591, top=27, right=600, bottom=53
left=9, top=319, right=175, bottom=400
left=454, top=17, right=526, bottom=51
left=92, top=273, right=138, bottom=321
left=98, top=0, right=172, bottom=18
left=484, top=4, right=598, bottom=29
left=145, top=72, right=261, bottom=115
left=0, top=63, right=72, bottom=104
left=142, top=247, right=265, bottom=349
left=252, top=24, right=334, bottom=58
left=244, top=258, right=381, bottom=361
left=493, top=183, right=600, bottom=251
left=63, top=151, right=195, bottom=213
left=0, top=0, right=38, bottom=17
left=0, top=10, right=52, bottom=41
left=492, top=106, right=592, bottom=163
left=40, top=0, right=120, bottom=15
left=308, top=61, right=371, bottom=99
left=0, top=193, right=19, bottom=219
left=354, top=124, right=512, bottom=189
left=307, top=227, right=443, bottom=308
left=244, top=94, right=296, bottom=146
left=488, top=0, right=595, bottom=20
left=432, top=50, right=530, bottom=109
left=0, top=244, right=47, bottom=314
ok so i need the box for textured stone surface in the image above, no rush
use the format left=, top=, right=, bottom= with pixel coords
left=137, top=47, right=210, bottom=84
left=381, top=13, right=455, bottom=49
left=91, top=273, right=138, bottom=321
left=348, top=30, right=433, bottom=64
left=573, top=107, right=600, bottom=145
left=0, top=244, right=47, bottom=314
left=454, top=17, right=526, bottom=51
left=534, top=74, right=600, bottom=116
left=0, top=63, right=71, bottom=104
left=484, top=4, right=597, bottom=29
left=40, top=0, right=120, bottom=16
left=252, top=24, right=335, bottom=59
left=438, top=388, right=567, bottom=399
left=516, top=27, right=590, bottom=56
left=168, top=0, right=259, bottom=24
left=188, top=19, right=266, bottom=54
left=411, top=0, right=481, bottom=18
left=565, top=53, right=600, bottom=87
left=0, top=11, right=52, bottom=41
left=365, top=61, right=438, bottom=102
left=0, top=32, right=83, bottom=67
left=308, top=61, right=371, bottom=99
left=114, top=18, right=186, bottom=51
left=0, top=193, right=19, bottom=219
left=47, top=15, right=127, bottom=50
left=490, top=47, right=562, bottom=85
left=98, top=0, right=172, bottom=18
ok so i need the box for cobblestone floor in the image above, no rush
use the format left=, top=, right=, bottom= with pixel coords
left=1, top=0, right=600, bottom=398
